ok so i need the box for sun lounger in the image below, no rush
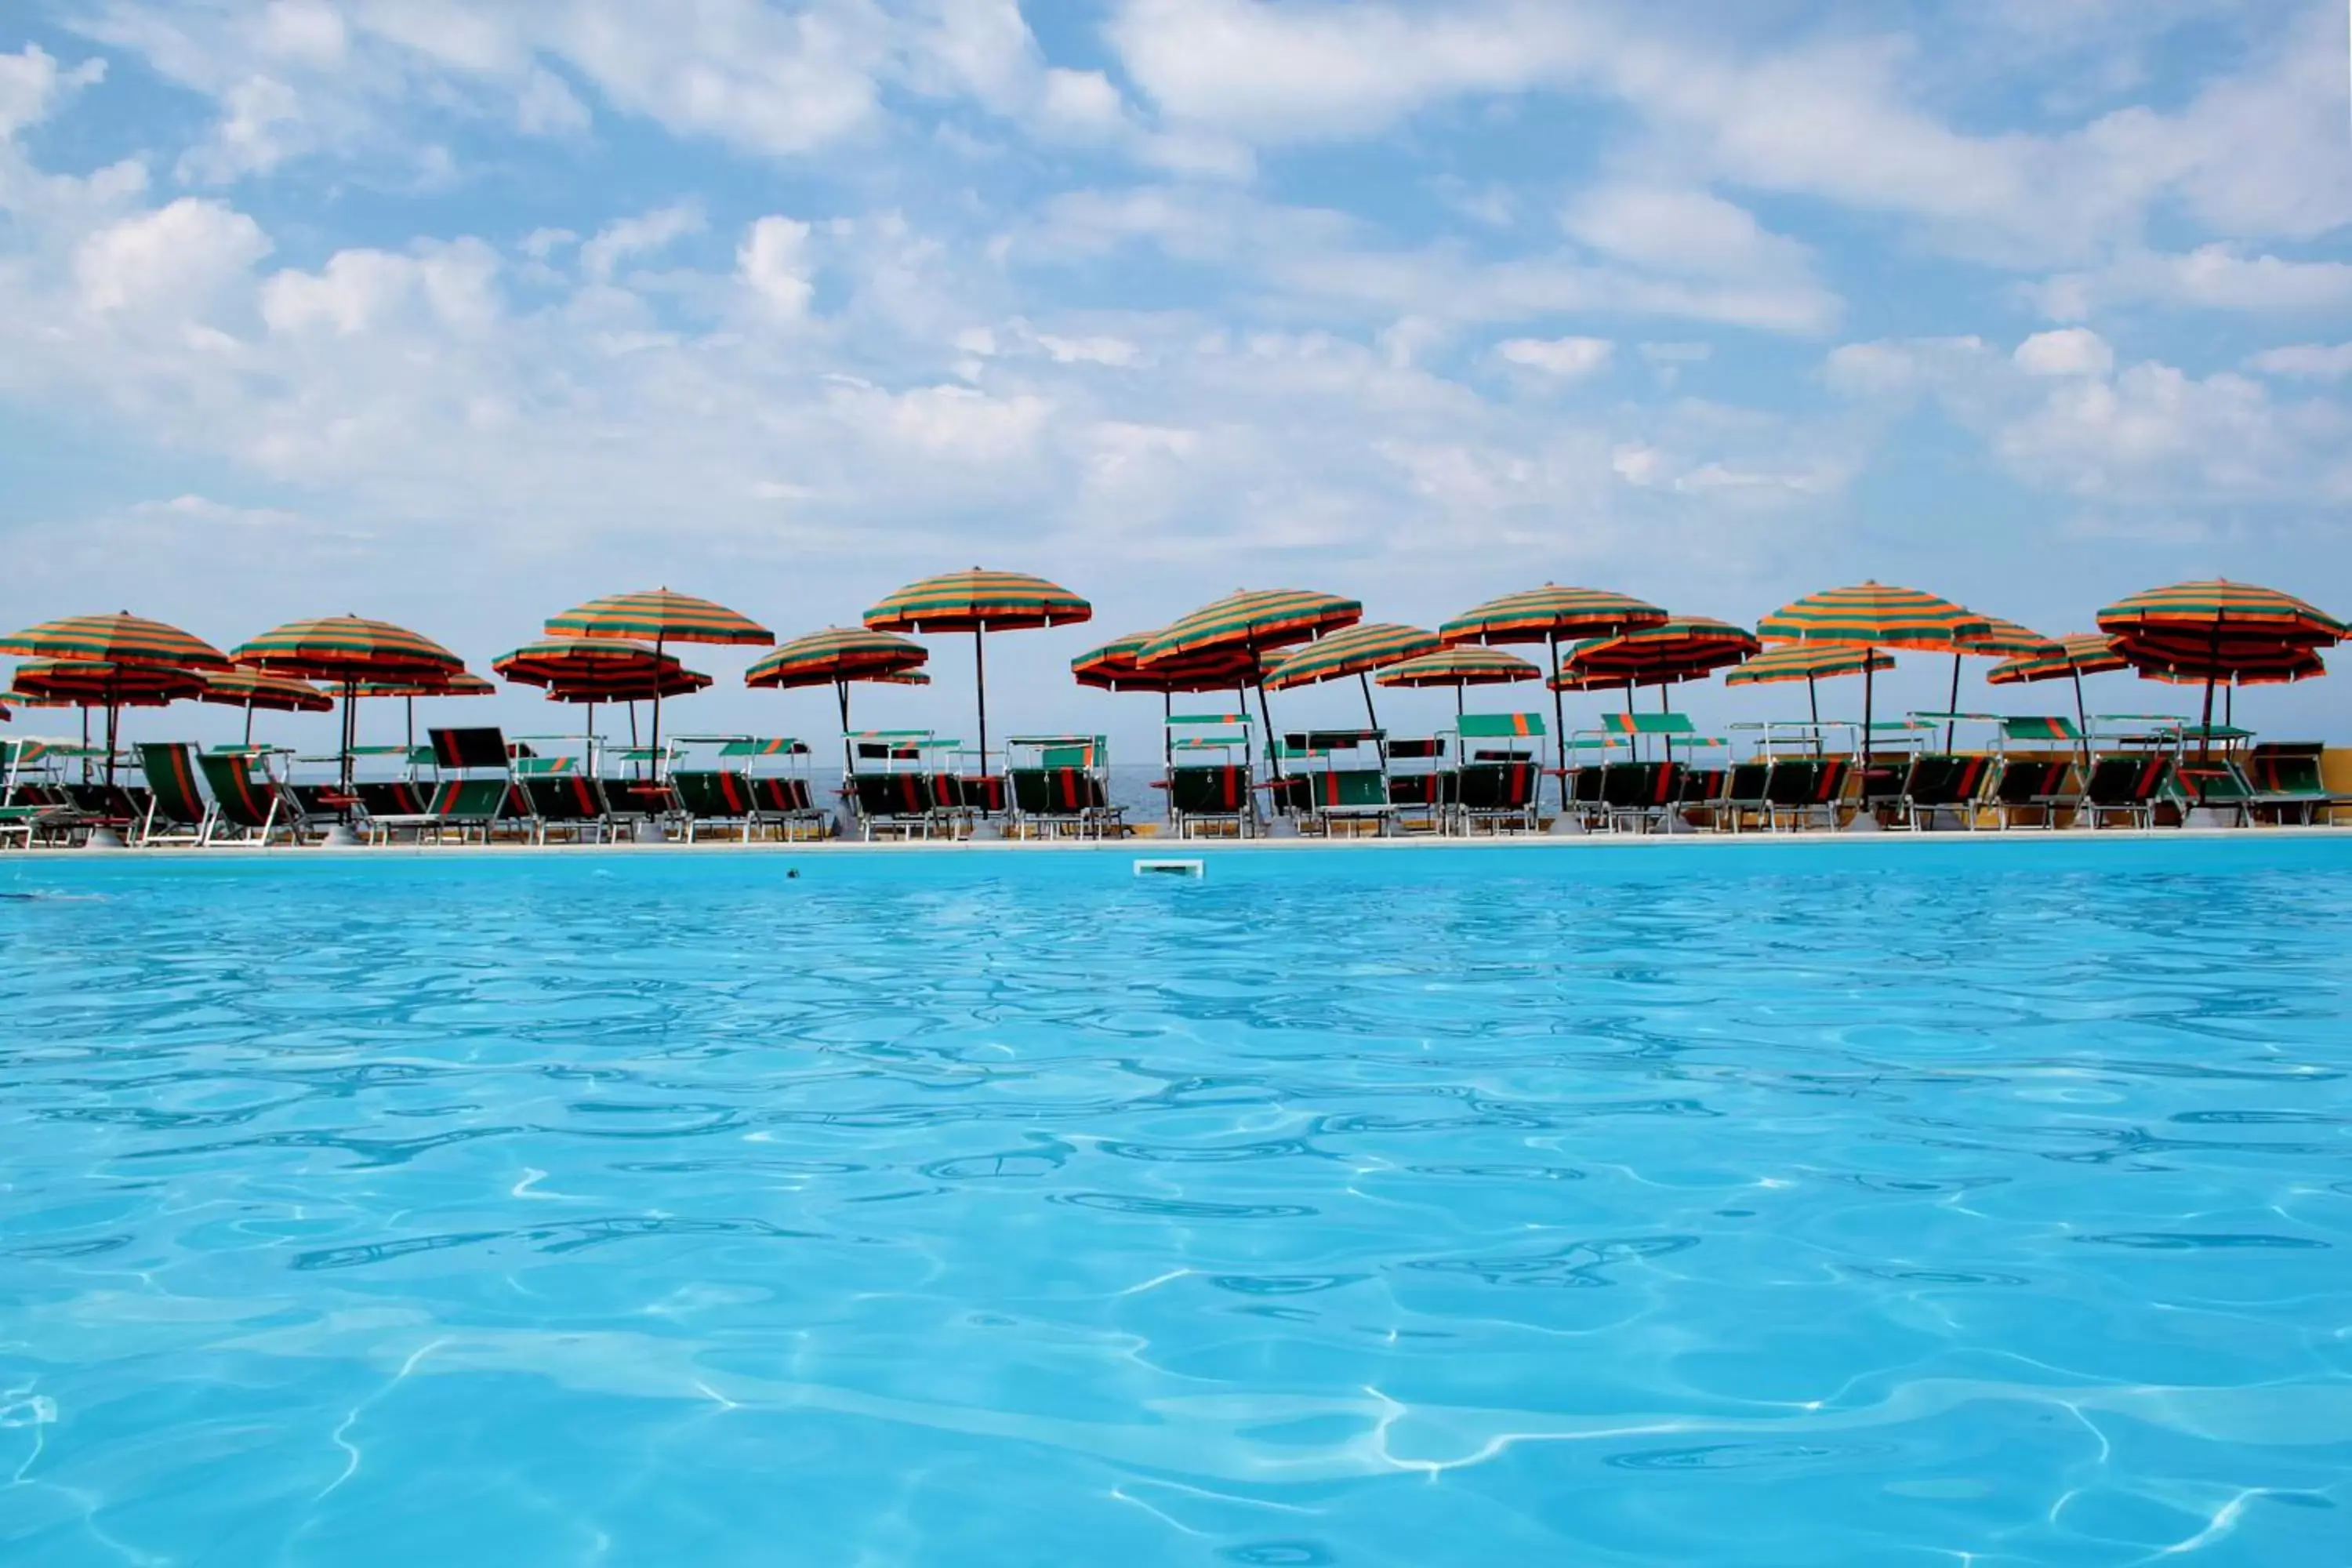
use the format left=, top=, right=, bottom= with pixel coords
left=1168, top=762, right=1254, bottom=838
left=1763, top=757, right=1849, bottom=831
left=2175, top=759, right=2256, bottom=827
left=2081, top=754, right=2179, bottom=829
left=1899, top=754, right=1992, bottom=831
left=135, top=742, right=212, bottom=846
left=850, top=771, right=938, bottom=839
left=2244, top=743, right=2346, bottom=825
left=1596, top=760, right=1682, bottom=833
left=1712, top=761, right=1772, bottom=833
left=672, top=768, right=764, bottom=843
left=1452, top=759, right=1541, bottom=834
left=195, top=751, right=306, bottom=846
left=0, top=783, right=83, bottom=848
left=1987, top=758, right=2077, bottom=829
left=356, top=780, right=432, bottom=819
left=365, top=726, right=522, bottom=844
left=508, top=758, right=611, bottom=844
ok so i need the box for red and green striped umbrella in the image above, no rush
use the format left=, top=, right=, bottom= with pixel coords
left=1263, top=622, right=1439, bottom=732
left=1725, top=643, right=1897, bottom=728
left=545, top=589, right=774, bottom=647
left=1440, top=586, right=1667, bottom=808
left=537, top=666, right=713, bottom=703
left=748, top=627, right=933, bottom=777
left=1558, top=617, right=1759, bottom=686
left=1985, top=634, right=2128, bottom=686
left=496, top=637, right=679, bottom=688
left=865, top=570, right=1091, bottom=769
left=2096, top=579, right=2346, bottom=646
left=2134, top=644, right=2325, bottom=687
left=0, top=612, right=230, bottom=670
left=354, top=673, right=495, bottom=699
left=198, top=667, right=332, bottom=747
left=1073, top=630, right=1259, bottom=695
left=1138, top=590, right=1363, bottom=789
left=1758, top=583, right=1991, bottom=763
left=234, top=616, right=466, bottom=797
left=10, top=660, right=205, bottom=706
left=2098, top=581, right=2344, bottom=754
left=1375, top=644, right=1540, bottom=717
left=1923, top=614, right=2061, bottom=746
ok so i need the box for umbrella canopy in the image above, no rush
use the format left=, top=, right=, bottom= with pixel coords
left=1758, top=583, right=1990, bottom=765
left=10, top=659, right=206, bottom=706
left=1138, top=590, right=1363, bottom=789
left=199, top=669, right=333, bottom=713
left=0, top=612, right=230, bottom=670
left=1961, top=615, right=2061, bottom=659
left=746, top=626, right=928, bottom=688
left=748, top=626, right=934, bottom=779
left=496, top=637, right=681, bottom=688
left=1073, top=630, right=1259, bottom=694
left=544, top=589, right=775, bottom=647
left=1558, top=617, right=1759, bottom=686
left=1984, top=633, right=2127, bottom=685
left=2096, top=579, right=2346, bottom=646
left=354, top=673, right=496, bottom=699
left=2098, top=580, right=2346, bottom=755
left=1261, top=622, right=1439, bottom=733
left=865, top=570, right=1091, bottom=771
left=538, top=666, right=714, bottom=703
left=1376, top=644, right=1540, bottom=717
left=1725, top=642, right=1898, bottom=728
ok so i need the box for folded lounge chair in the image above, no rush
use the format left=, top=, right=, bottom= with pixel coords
left=1712, top=760, right=1772, bottom=833
left=1007, top=736, right=1122, bottom=840
left=2175, top=758, right=2256, bottom=827
left=1598, top=760, right=1683, bottom=833
left=1988, top=758, right=2077, bottom=829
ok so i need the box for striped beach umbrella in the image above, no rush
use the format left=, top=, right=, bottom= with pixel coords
left=1073, top=630, right=1259, bottom=695
left=1376, top=644, right=1540, bottom=717
left=1758, top=583, right=1990, bottom=764
left=1986, top=633, right=2126, bottom=761
left=1262, top=622, right=1439, bottom=731
left=545, top=590, right=771, bottom=765
left=1725, top=643, right=1898, bottom=728
left=354, top=671, right=494, bottom=753
left=234, top=615, right=466, bottom=797
left=866, top=570, right=1091, bottom=769
left=8, top=660, right=207, bottom=784
left=748, top=626, right=931, bottom=779
left=1918, top=613, right=2063, bottom=748
left=2098, top=580, right=2346, bottom=755
left=1555, top=618, right=1758, bottom=757
left=0, top=615, right=230, bottom=786
left=1441, top=586, right=1667, bottom=808
left=1139, top=590, right=1363, bottom=788
left=197, top=667, right=332, bottom=747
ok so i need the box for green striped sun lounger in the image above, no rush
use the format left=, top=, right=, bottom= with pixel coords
left=196, top=750, right=306, bottom=846
left=136, top=742, right=212, bottom=846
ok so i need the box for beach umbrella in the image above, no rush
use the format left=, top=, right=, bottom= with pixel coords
left=1985, top=633, right=2129, bottom=768
left=8, top=660, right=206, bottom=780
left=502, top=641, right=688, bottom=771
left=1552, top=618, right=1759, bottom=761
left=354, top=671, right=495, bottom=754
left=1375, top=644, right=1540, bottom=717
left=1076, top=630, right=1262, bottom=808
left=0, top=614, right=231, bottom=784
left=2097, top=580, right=2347, bottom=759
left=1757, top=583, right=1990, bottom=766
left=1261, top=622, right=1440, bottom=731
left=864, top=569, right=1091, bottom=771
left=1926, top=614, right=2063, bottom=749
left=544, top=589, right=772, bottom=765
left=2121, top=633, right=2326, bottom=733
left=232, top=615, right=465, bottom=800
left=1440, top=586, right=1668, bottom=808
left=746, top=626, right=931, bottom=779
left=1139, top=590, right=1363, bottom=788
left=196, top=668, right=332, bottom=746
left=1724, top=643, right=1897, bottom=728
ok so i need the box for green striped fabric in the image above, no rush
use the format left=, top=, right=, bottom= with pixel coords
left=546, top=590, right=773, bottom=646
left=496, top=637, right=678, bottom=693
left=1138, top=590, right=1362, bottom=666
left=2097, top=579, right=2346, bottom=644
left=1261, top=622, right=1440, bottom=690
left=1374, top=646, right=1540, bottom=688
left=1984, top=633, right=2126, bottom=686
left=2128, top=641, right=2326, bottom=687
left=197, top=669, right=332, bottom=713
left=1959, top=615, right=2060, bottom=659
left=0, top=612, right=230, bottom=670
left=354, top=673, right=495, bottom=699
left=9, top=660, right=206, bottom=706
left=746, top=626, right=928, bottom=688
left=537, top=666, right=713, bottom=702
left=1457, top=712, right=1545, bottom=738
left=1758, top=583, right=1991, bottom=651
left=1559, top=617, right=1759, bottom=684
left=865, top=570, right=1091, bottom=633
left=1439, top=586, right=1667, bottom=645
left=1073, top=630, right=1259, bottom=693
left=234, top=616, right=465, bottom=681
left=1724, top=644, right=1896, bottom=685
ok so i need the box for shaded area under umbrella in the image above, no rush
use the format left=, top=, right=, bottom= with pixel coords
left=544, top=590, right=771, bottom=768
left=0, top=613, right=230, bottom=786
left=1374, top=644, right=1540, bottom=717
left=1261, top=622, right=1441, bottom=733
left=746, top=626, right=931, bottom=782
left=7, top=660, right=206, bottom=785
left=865, top=570, right=1091, bottom=774
left=1985, top=633, right=2128, bottom=773
left=1139, top=590, right=1363, bottom=796
left=1441, top=586, right=1667, bottom=810
left=1758, top=582, right=1990, bottom=770
left=1553, top=617, right=1759, bottom=761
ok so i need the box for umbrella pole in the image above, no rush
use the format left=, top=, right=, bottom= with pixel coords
left=2071, top=666, right=2092, bottom=784
left=1660, top=683, right=1671, bottom=765
left=1455, top=681, right=1465, bottom=719
left=341, top=679, right=358, bottom=804
left=405, top=695, right=416, bottom=753
left=1807, top=675, right=1820, bottom=729
left=1162, top=691, right=1173, bottom=821
left=650, top=634, right=666, bottom=779
left=104, top=691, right=121, bottom=788
left=1548, top=631, right=1568, bottom=811
left=973, top=626, right=989, bottom=776
left=1945, top=654, right=1962, bottom=752
left=1356, top=671, right=1385, bottom=769
left=1861, top=655, right=1875, bottom=771
left=243, top=699, right=256, bottom=748
left=837, top=681, right=854, bottom=789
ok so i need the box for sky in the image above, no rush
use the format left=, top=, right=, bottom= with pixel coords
left=2, top=0, right=2349, bottom=757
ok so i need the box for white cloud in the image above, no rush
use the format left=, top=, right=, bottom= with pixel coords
left=737, top=216, right=816, bottom=320
left=1563, top=184, right=1813, bottom=281
left=260, top=239, right=500, bottom=337
left=2013, top=328, right=2113, bottom=377
left=74, top=198, right=271, bottom=316
left=0, top=44, right=105, bottom=139
left=2033, top=245, right=2352, bottom=320
left=580, top=202, right=706, bottom=283
left=1639, top=342, right=1711, bottom=363
left=1496, top=336, right=1612, bottom=379
left=2246, top=343, right=2352, bottom=380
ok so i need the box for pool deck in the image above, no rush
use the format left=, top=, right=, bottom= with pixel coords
left=31, top=824, right=2348, bottom=860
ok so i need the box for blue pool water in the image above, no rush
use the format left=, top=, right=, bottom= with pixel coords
left=3, top=840, right=2350, bottom=1566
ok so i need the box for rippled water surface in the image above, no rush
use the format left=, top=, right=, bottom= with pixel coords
left=4, top=840, right=2350, bottom=1566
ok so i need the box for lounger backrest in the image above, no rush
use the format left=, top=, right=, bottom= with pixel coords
left=1763, top=758, right=1823, bottom=807
left=1724, top=762, right=1770, bottom=804
left=1601, top=762, right=1680, bottom=808
left=673, top=770, right=753, bottom=818
left=753, top=776, right=811, bottom=814
left=1298, top=768, right=1385, bottom=809
left=1994, top=758, right=2064, bottom=803
left=430, top=727, right=510, bottom=771
left=525, top=775, right=601, bottom=822
left=2087, top=755, right=2169, bottom=805
left=1907, top=755, right=1990, bottom=807
left=138, top=742, right=208, bottom=826
left=1859, top=762, right=1907, bottom=804
left=1009, top=768, right=1055, bottom=815
left=66, top=783, right=142, bottom=820
left=1388, top=773, right=1440, bottom=807
left=2246, top=751, right=2325, bottom=797
left=443, top=777, right=511, bottom=820
left=1170, top=764, right=1247, bottom=815
left=1679, top=768, right=1726, bottom=804
left=2178, top=760, right=2256, bottom=806
left=1570, top=767, right=1606, bottom=804
left=358, top=780, right=428, bottom=818
left=1457, top=760, right=1537, bottom=810
left=196, top=751, right=281, bottom=827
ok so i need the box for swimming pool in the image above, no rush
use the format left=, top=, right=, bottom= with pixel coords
left=3, top=840, right=2348, bottom=1565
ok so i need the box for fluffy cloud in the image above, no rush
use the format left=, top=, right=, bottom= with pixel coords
left=736, top=215, right=817, bottom=319
left=2013, top=328, right=2113, bottom=377
left=2246, top=343, right=2352, bottom=380
left=2033, top=245, right=2352, bottom=320
left=580, top=203, right=706, bottom=283
left=74, top=197, right=270, bottom=315
left=1496, top=336, right=1612, bottom=378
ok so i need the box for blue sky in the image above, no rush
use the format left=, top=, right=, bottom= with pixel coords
left=2, top=0, right=2348, bottom=752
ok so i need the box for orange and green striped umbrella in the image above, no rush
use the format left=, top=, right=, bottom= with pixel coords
left=537, top=666, right=713, bottom=704
left=864, top=570, right=1091, bottom=634
left=354, top=673, right=495, bottom=699
left=10, top=659, right=206, bottom=706
left=1758, top=583, right=1989, bottom=762
left=545, top=589, right=774, bottom=647
left=1985, top=634, right=2126, bottom=687
left=1138, top=590, right=1363, bottom=666
left=2096, top=579, right=2345, bottom=646
left=864, top=570, right=1091, bottom=771
left=746, top=627, right=928, bottom=688
left=1262, top=623, right=1439, bottom=691
left=2133, top=644, right=2325, bottom=687
left=1440, top=586, right=1666, bottom=808
left=1557, top=617, right=1759, bottom=686
left=496, top=637, right=679, bottom=688
left=1375, top=645, right=1541, bottom=717
left=1262, top=622, right=1440, bottom=731
left=749, top=627, right=933, bottom=775
left=195, top=668, right=333, bottom=746
left=1960, top=615, right=2061, bottom=659
left=1725, top=643, right=1897, bottom=728
left=0, top=612, right=230, bottom=670
left=1073, top=630, right=1259, bottom=695
left=234, top=616, right=466, bottom=796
